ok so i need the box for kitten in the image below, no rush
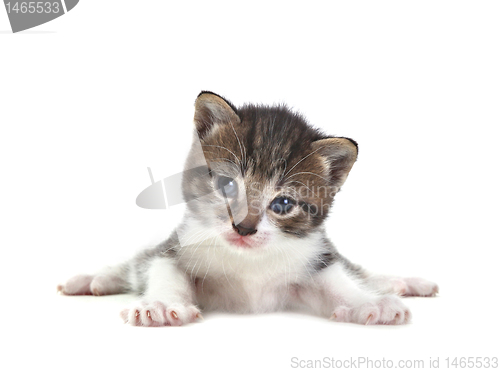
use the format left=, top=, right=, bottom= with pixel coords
left=58, top=91, right=438, bottom=326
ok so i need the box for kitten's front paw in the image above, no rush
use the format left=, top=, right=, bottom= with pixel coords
left=120, top=301, right=202, bottom=327
left=331, top=295, right=411, bottom=325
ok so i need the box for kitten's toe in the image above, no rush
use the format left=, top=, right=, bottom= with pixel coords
left=330, top=306, right=351, bottom=323
left=122, top=302, right=166, bottom=326
left=377, top=295, right=411, bottom=325
left=144, top=301, right=169, bottom=325
left=165, top=304, right=201, bottom=326
left=120, top=308, right=129, bottom=323
left=402, top=277, right=439, bottom=297
left=354, top=303, right=381, bottom=325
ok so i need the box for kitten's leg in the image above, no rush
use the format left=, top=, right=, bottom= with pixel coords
left=57, top=265, right=129, bottom=296
left=57, top=234, right=200, bottom=326
left=362, top=273, right=439, bottom=297
left=297, top=262, right=411, bottom=325
left=120, top=256, right=201, bottom=327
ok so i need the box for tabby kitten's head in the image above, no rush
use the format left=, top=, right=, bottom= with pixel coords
left=181, top=92, right=357, bottom=250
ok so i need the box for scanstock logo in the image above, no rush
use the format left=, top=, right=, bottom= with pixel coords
left=3, top=0, right=79, bottom=33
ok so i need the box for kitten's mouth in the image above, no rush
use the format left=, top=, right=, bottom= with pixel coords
left=225, top=233, right=259, bottom=249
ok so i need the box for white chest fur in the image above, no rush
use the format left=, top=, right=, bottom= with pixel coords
left=175, top=221, right=324, bottom=312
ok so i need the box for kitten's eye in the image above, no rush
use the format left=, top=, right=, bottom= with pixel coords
left=270, top=197, right=295, bottom=215
left=217, top=176, right=238, bottom=198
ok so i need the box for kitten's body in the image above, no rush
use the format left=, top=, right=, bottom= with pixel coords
left=59, top=92, right=438, bottom=326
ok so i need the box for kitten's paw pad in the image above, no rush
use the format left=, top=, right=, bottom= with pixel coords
left=121, top=301, right=201, bottom=327
left=57, top=275, right=94, bottom=295
left=402, top=277, right=439, bottom=297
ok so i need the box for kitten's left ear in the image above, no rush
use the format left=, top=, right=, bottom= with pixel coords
left=311, top=137, right=358, bottom=191
left=194, top=91, right=240, bottom=139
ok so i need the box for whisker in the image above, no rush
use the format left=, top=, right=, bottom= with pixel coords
left=228, top=120, right=246, bottom=168
left=284, top=171, right=331, bottom=184
left=202, top=144, right=241, bottom=166
left=287, top=180, right=313, bottom=193
left=281, top=146, right=324, bottom=179
left=207, top=157, right=241, bottom=169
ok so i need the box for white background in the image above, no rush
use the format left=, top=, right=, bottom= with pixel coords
left=1, top=1, right=499, bottom=371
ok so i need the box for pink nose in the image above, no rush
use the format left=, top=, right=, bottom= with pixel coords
left=232, top=223, right=257, bottom=236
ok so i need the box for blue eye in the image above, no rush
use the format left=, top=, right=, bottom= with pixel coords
left=270, top=197, right=295, bottom=215
left=217, top=176, right=238, bottom=198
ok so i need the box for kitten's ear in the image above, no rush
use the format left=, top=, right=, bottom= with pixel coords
left=194, top=91, right=240, bottom=139
left=311, top=137, right=358, bottom=191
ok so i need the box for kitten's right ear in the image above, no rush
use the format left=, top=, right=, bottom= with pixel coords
left=311, top=137, right=358, bottom=192
left=194, top=91, right=240, bottom=139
